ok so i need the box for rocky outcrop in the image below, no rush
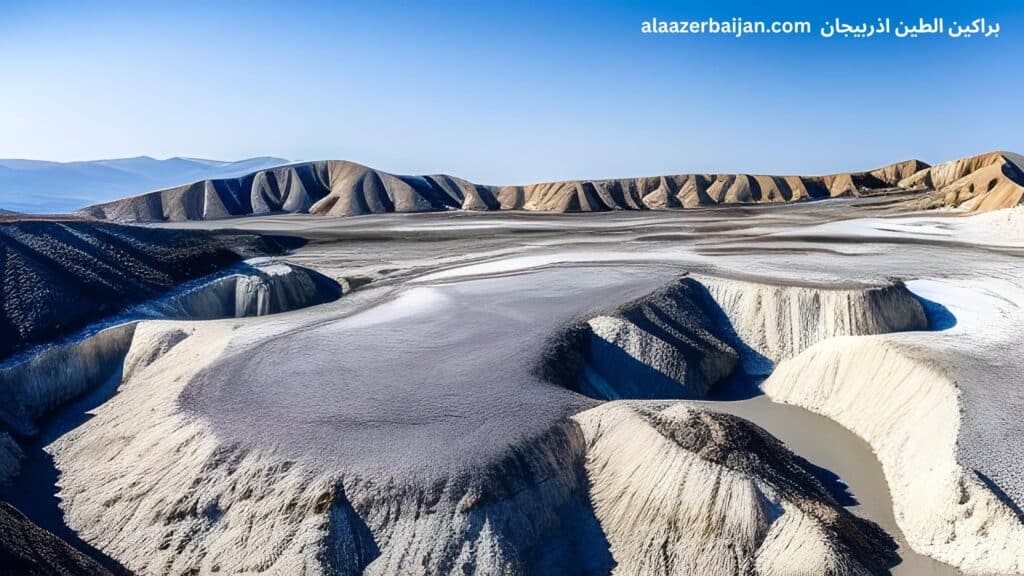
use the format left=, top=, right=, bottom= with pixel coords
left=80, top=158, right=930, bottom=223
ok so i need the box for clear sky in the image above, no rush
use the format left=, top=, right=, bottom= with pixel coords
left=1, top=0, right=1021, bottom=183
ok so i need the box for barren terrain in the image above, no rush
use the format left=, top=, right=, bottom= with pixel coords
left=2, top=156, right=1024, bottom=575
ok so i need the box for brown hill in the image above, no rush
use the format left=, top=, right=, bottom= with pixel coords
left=79, top=159, right=928, bottom=222
left=899, top=151, right=1024, bottom=212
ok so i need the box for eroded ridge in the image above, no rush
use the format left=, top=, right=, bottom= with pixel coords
left=78, top=151, right=1024, bottom=223
left=80, top=158, right=929, bottom=222
left=575, top=401, right=898, bottom=575
left=543, top=274, right=928, bottom=398
left=695, top=275, right=928, bottom=371
left=0, top=218, right=296, bottom=360
left=0, top=259, right=342, bottom=491
left=49, top=319, right=905, bottom=575
left=764, top=338, right=1024, bottom=574
left=41, top=272, right=945, bottom=575
left=50, top=323, right=604, bottom=575
left=539, top=277, right=738, bottom=400
left=541, top=273, right=1024, bottom=573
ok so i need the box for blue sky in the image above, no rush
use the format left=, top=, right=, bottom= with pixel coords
left=0, top=0, right=1021, bottom=183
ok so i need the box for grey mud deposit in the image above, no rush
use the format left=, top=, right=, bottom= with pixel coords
left=181, top=266, right=679, bottom=480
left=12, top=196, right=1023, bottom=575
left=173, top=199, right=1024, bottom=574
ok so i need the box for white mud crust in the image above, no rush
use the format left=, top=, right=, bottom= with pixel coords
left=697, top=275, right=927, bottom=372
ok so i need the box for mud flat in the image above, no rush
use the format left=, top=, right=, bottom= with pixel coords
left=180, top=265, right=680, bottom=478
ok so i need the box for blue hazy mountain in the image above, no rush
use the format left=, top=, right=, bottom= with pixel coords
left=0, top=156, right=289, bottom=213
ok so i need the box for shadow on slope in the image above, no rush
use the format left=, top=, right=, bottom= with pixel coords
left=0, top=259, right=345, bottom=574
left=538, top=272, right=964, bottom=570
left=1, top=366, right=129, bottom=574
left=537, top=277, right=738, bottom=402
left=976, top=470, right=1024, bottom=526
left=0, top=218, right=308, bottom=362
left=912, top=293, right=958, bottom=331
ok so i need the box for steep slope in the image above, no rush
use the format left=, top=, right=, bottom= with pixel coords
left=80, top=159, right=927, bottom=222
left=542, top=275, right=927, bottom=399
left=0, top=259, right=341, bottom=438
left=0, top=260, right=342, bottom=576
left=46, top=320, right=898, bottom=575
left=900, top=151, right=1024, bottom=211
left=575, top=402, right=898, bottom=575
left=0, top=502, right=117, bottom=576
left=759, top=276, right=1024, bottom=575
left=697, top=275, right=928, bottom=372
left=0, top=219, right=297, bottom=361
left=0, top=156, right=288, bottom=214
left=764, top=336, right=1024, bottom=574
left=541, top=277, right=738, bottom=400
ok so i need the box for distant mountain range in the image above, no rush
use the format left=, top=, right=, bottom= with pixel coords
left=0, top=156, right=289, bottom=213
left=78, top=151, right=1024, bottom=223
